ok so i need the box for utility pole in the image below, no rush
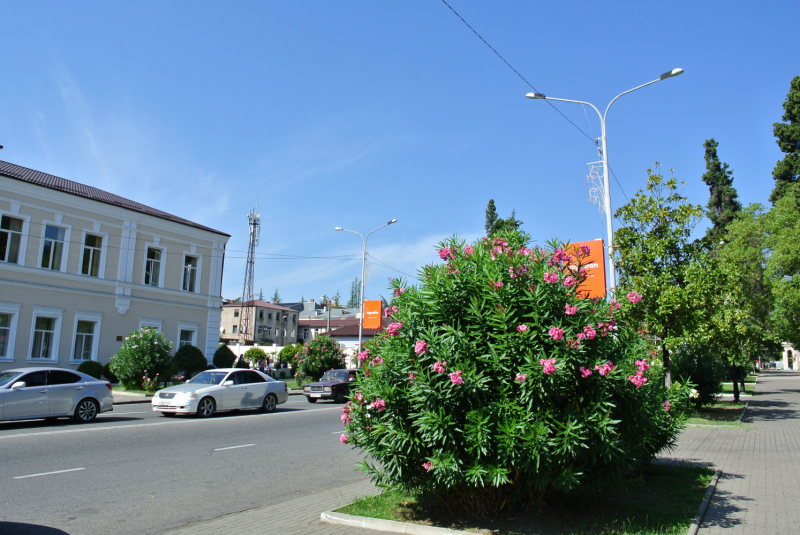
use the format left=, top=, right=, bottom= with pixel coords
left=240, top=205, right=260, bottom=344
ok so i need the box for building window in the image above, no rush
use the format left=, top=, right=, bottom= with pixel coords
left=41, top=225, right=66, bottom=271
left=233, top=309, right=239, bottom=318
left=0, top=215, right=23, bottom=264
left=73, top=320, right=96, bottom=361
left=81, top=234, right=103, bottom=277
left=31, top=317, right=57, bottom=359
left=0, top=313, right=12, bottom=357
left=268, top=312, right=273, bottom=320
left=145, top=247, right=162, bottom=286
left=303, top=328, right=309, bottom=340
left=182, top=255, right=198, bottom=292
left=232, top=325, right=238, bottom=334
left=179, top=329, right=195, bottom=347
left=266, top=328, right=271, bottom=336
left=259, top=310, right=264, bottom=320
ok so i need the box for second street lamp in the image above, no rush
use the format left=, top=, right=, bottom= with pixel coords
left=526, top=68, right=683, bottom=295
left=335, top=219, right=397, bottom=353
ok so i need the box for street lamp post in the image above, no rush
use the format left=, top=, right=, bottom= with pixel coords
left=526, top=68, right=684, bottom=295
left=335, top=219, right=397, bottom=353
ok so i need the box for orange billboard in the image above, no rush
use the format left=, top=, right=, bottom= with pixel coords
left=362, top=300, right=382, bottom=329
left=567, top=239, right=606, bottom=299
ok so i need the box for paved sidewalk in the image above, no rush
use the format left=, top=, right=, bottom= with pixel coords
left=156, top=479, right=386, bottom=535
left=660, top=371, right=800, bottom=534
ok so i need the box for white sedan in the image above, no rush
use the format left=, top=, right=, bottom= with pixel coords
left=151, top=368, right=288, bottom=417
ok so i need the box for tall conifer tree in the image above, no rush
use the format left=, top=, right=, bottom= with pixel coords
left=769, top=75, right=800, bottom=204
left=485, top=200, right=498, bottom=234
left=701, top=139, right=741, bottom=246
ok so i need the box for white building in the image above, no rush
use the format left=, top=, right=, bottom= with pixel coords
left=0, top=160, right=230, bottom=370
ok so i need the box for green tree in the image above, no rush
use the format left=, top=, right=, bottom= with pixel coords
left=295, top=335, right=346, bottom=381
left=614, top=164, right=706, bottom=387
left=347, top=277, right=361, bottom=308
left=213, top=344, right=236, bottom=368
left=109, top=327, right=174, bottom=390
left=271, top=289, right=281, bottom=303
left=173, top=345, right=208, bottom=379
left=769, top=76, right=800, bottom=205
left=702, top=139, right=741, bottom=247
left=485, top=199, right=498, bottom=234
left=490, top=209, right=524, bottom=235
left=243, top=346, right=267, bottom=365
left=258, top=288, right=264, bottom=300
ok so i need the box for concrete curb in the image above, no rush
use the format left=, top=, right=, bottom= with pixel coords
left=321, top=511, right=473, bottom=535
left=686, top=469, right=722, bottom=535
left=738, top=402, right=749, bottom=424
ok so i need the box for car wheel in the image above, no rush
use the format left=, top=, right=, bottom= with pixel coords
left=334, top=390, right=345, bottom=403
left=306, top=397, right=317, bottom=403
left=262, top=394, right=277, bottom=413
left=197, top=397, right=215, bottom=418
left=73, top=399, right=99, bottom=423
left=160, top=412, right=176, bottom=417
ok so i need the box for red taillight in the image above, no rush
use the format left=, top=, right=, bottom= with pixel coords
left=284, top=383, right=287, bottom=392
left=106, top=384, right=113, bottom=391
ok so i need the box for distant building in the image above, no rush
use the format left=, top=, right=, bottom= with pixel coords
left=219, top=301, right=299, bottom=345
left=0, top=160, right=230, bottom=371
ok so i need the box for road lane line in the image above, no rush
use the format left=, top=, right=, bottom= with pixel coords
left=213, top=444, right=255, bottom=451
left=14, top=467, right=85, bottom=479
left=0, top=406, right=342, bottom=440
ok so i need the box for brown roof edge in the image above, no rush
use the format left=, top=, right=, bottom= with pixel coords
left=0, top=160, right=231, bottom=237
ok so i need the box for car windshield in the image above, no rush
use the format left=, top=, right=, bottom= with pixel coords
left=320, top=370, right=349, bottom=382
left=0, top=371, right=23, bottom=388
left=188, top=371, right=229, bottom=385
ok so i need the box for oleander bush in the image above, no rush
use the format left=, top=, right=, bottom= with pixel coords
left=109, top=328, right=173, bottom=390
left=341, top=232, right=692, bottom=512
left=213, top=344, right=236, bottom=368
left=77, top=360, right=104, bottom=380
left=173, top=344, right=208, bottom=379
left=296, top=335, right=346, bottom=382
left=671, top=344, right=724, bottom=408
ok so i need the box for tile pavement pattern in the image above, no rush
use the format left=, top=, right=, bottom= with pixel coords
left=159, top=371, right=800, bottom=534
left=660, top=371, right=800, bottom=534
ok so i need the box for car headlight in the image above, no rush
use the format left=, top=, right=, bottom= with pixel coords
left=303, top=386, right=310, bottom=391
left=178, top=391, right=197, bottom=398
left=324, top=386, right=331, bottom=392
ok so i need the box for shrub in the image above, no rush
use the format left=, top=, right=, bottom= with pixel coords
left=173, top=345, right=208, bottom=379
left=77, top=360, right=104, bottom=379
left=234, top=358, right=251, bottom=369
left=213, top=344, right=236, bottom=368
left=243, top=347, right=268, bottom=365
left=296, top=335, right=346, bottom=381
left=102, top=362, right=118, bottom=383
left=109, top=328, right=173, bottom=390
left=341, top=233, right=692, bottom=511
left=671, top=344, right=724, bottom=407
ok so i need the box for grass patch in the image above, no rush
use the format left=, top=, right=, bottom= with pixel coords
left=686, top=401, right=746, bottom=425
left=338, top=464, right=715, bottom=535
left=719, top=384, right=755, bottom=394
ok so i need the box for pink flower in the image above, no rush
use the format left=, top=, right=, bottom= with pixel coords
left=578, top=244, right=591, bottom=257
left=509, top=267, right=517, bottom=279
left=357, top=349, right=370, bottom=362
left=627, top=291, right=642, bottom=304
left=393, top=288, right=406, bottom=297
left=629, top=372, right=648, bottom=388
left=664, top=401, right=671, bottom=412
left=386, top=322, right=403, bottom=336
left=517, top=324, right=528, bottom=333
left=464, top=245, right=475, bottom=256
left=579, top=366, right=592, bottom=378
left=515, top=373, right=527, bottom=382
left=423, top=461, right=433, bottom=471
left=355, top=392, right=364, bottom=404
left=635, top=359, right=651, bottom=373
left=369, top=398, right=386, bottom=412
left=383, top=305, right=399, bottom=318
left=540, top=358, right=556, bottom=375
left=340, top=434, right=349, bottom=444
left=414, top=340, right=428, bottom=354
left=548, top=327, right=565, bottom=341
left=494, top=281, right=504, bottom=288
left=408, top=372, right=415, bottom=381
left=583, top=325, right=597, bottom=340
left=563, top=276, right=576, bottom=287
left=543, top=272, right=559, bottom=283
left=432, top=360, right=447, bottom=373
left=438, top=247, right=453, bottom=260
left=595, top=361, right=614, bottom=376
left=565, top=304, right=578, bottom=315
left=610, top=299, right=621, bottom=310
left=449, top=370, right=463, bottom=385
left=371, top=356, right=384, bottom=366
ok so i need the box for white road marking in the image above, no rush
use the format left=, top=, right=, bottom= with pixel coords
left=14, top=467, right=85, bottom=479
left=213, top=444, right=255, bottom=451
left=0, top=406, right=342, bottom=440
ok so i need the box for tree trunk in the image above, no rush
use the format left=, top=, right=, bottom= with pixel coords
left=731, top=366, right=740, bottom=402
left=662, top=345, right=672, bottom=389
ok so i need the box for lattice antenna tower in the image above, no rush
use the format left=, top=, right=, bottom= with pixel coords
left=240, top=205, right=260, bottom=344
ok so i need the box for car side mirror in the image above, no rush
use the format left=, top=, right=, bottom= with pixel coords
left=222, top=380, right=234, bottom=386
left=185, top=380, right=191, bottom=383
left=10, top=381, right=26, bottom=390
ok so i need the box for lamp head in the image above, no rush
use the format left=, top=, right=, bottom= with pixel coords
left=526, top=92, right=546, bottom=99
left=660, top=68, right=684, bottom=80
left=334, top=227, right=343, bottom=231
left=387, top=219, right=397, bottom=225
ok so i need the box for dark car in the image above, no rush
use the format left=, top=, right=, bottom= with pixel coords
left=303, top=369, right=357, bottom=403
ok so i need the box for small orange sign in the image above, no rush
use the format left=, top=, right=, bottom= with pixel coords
left=567, top=239, right=606, bottom=299
left=363, top=300, right=382, bottom=329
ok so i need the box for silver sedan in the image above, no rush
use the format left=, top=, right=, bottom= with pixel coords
left=151, top=368, right=289, bottom=417
left=0, top=367, right=113, bottom=423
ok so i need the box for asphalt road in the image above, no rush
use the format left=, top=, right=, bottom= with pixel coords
left=0, top=397, right=370, bottom=535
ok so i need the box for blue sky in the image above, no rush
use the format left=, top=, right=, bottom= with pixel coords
left=1, top=1, right=797, bottom=303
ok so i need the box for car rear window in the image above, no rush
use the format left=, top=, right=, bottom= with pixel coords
left=48, top=371, right=82, bottom=385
